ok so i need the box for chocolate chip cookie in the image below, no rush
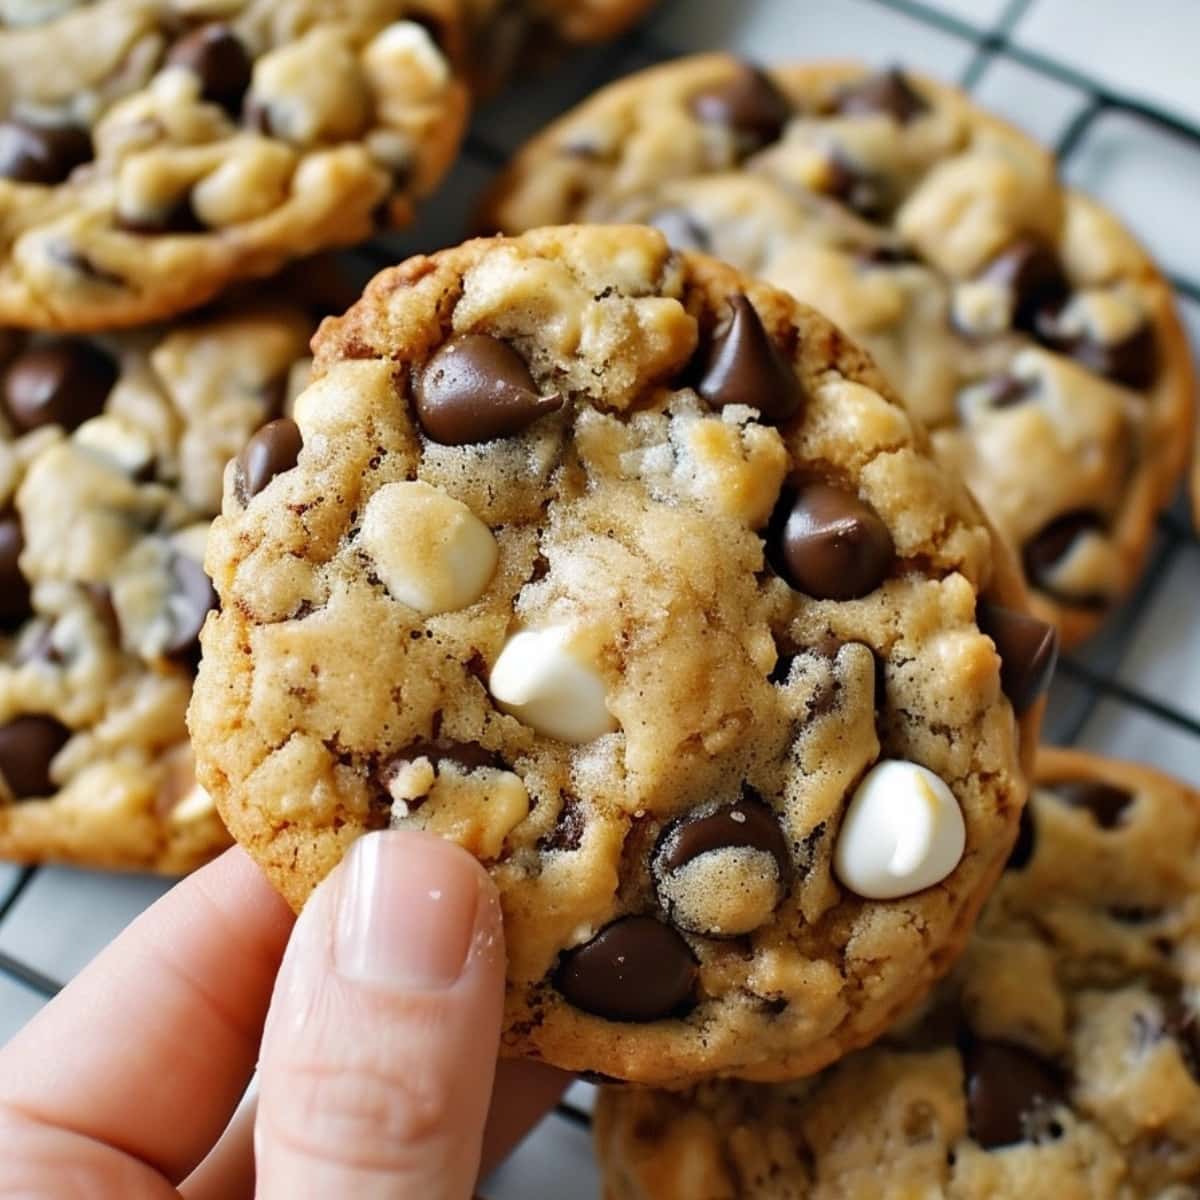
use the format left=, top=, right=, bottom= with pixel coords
left=0, top=281, right=333, bottom=873
left=190, top=225, right=1052, bottom=1083
left=0, top=0, right=468, bottom=330
left=482, top=58, right=1196, bottom=647
left=596, top=748, right=1200, bottom=1198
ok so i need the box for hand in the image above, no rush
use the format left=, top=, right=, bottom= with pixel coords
left=0, top=831, right=567, bottom=1199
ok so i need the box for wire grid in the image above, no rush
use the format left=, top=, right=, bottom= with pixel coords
left=0, top=0, right=1196, bottom=1183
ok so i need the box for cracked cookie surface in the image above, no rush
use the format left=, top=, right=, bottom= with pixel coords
left=0, top=0, right=468, bottom=330
left=190, top=225, right=1045, bottom=1084
left=482, top=57, right=1196, bottom=647
left=0, top=272, right=337, bottom=872
left=596, top=749, right=1200, bottom=1198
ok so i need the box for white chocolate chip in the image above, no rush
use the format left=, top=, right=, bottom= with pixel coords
left=359, top=481, right=497, bottom=616
left=170, top=783, right=216, bottom=825
left=364, top=21, right=450, bottom=94
left=190, top=141, right=295, bottom=228
left=74, top=414, right=155, bottom=478
left=251, top=28, right=370, bottom=146
left=1053, top=287, right=1143, bottom=345
left=489, top=626, right=616, bottom=744
left=1034, top=526, right=1122, bottom=603
left=951, top=277, right=1013, bottom=337
left=834, top=759, right=965, bottom=899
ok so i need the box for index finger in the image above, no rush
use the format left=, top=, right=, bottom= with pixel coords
left=0, top=847, right=293, bottom=1183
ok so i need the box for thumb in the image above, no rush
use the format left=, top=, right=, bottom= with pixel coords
left=255, top=830, right=504, bottom=1200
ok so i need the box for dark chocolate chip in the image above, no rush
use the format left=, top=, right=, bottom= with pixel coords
left=0, top=714, right=71, bottom=799
left=554, top=916, right=697, bottom=1022
left=768, top=652, right=795, bottom=685
left=690, top=64, right=791, bottom=154
left=0, top=119, right=92, bottom=185
left=3, top=339, right=118, bottom=434
left=964, top=1040, right=1068, bottom=1149
left=824, top=154, right=888, bottom=221
left=836, top=68, right=928, bottom=124
left=379, top=739, right=500, bottom=810
left=167, top=24, right=253, bottom=112
left=1109, top=905, right=1161, bottom=925
left=660, top=796, right=791, bottom=879
left=647, top=208, right=711, bottom=253
left=1041, top=319, right=1159, bottom=390
left=1005, top=804, right=1036, bottom=872
left=236, top=417, right=302, bottom=501
left=872, top=649, right=888, bottom=710
left=655, top=794, right=793, bottom=897
left=1089, top=321, right=1157, bottom=390
left=0, top=512, right=31, bottom=629
left=977, top=602, right=1058, bottom=716
left=414, top=334, right=562, bottom=446
left=539, top=796, right=586, bottom=853
left=696, top=294, right=803, bottom=424
left=769, top=481, right=894, bottom=600
left=118, top=195, right=204, bottom=235
left=1049, top=779, right=1133, bottom=830
left=0, top=333, right=19, bottom=371
left=979, top=239, right=1069, bottom=334
left=164, top=555, right=217, bottom=660
left=1022, top=510, right=1105, bottom=595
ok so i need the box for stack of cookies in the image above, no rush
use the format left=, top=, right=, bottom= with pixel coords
left=6, top=5, right=1200, bottom=1196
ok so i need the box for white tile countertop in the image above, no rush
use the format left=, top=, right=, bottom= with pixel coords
left=3, top=2, right=1200, bottom=1197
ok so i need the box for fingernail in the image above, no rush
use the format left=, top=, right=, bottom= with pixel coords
left=334, top=831, right=482, bottom=989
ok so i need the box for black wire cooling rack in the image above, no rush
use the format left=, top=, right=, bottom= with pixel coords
left=0, top=0, right=1197, bottom=1184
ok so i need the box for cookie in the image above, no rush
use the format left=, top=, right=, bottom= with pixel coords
left=462, top=0, right=658, bottom=94
left=482, top=57, right=1196, bottom=647
left=190, top=224, right=1051, bottom=1083
left=0, top=0, right=469, bottom=330
left=0, top=273, right=337, bottom=873
left=595, top=748, right=1200, bottom=1199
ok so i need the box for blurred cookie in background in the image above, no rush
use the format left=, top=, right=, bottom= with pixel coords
left=0, top=0, right=469, bottom=329
left=483, top=57, right=1196, bottom=646
left=0, top=255, right=357, bottom=873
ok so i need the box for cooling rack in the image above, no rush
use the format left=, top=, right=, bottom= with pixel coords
left=0, top=3, right=1195, bottom=1197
